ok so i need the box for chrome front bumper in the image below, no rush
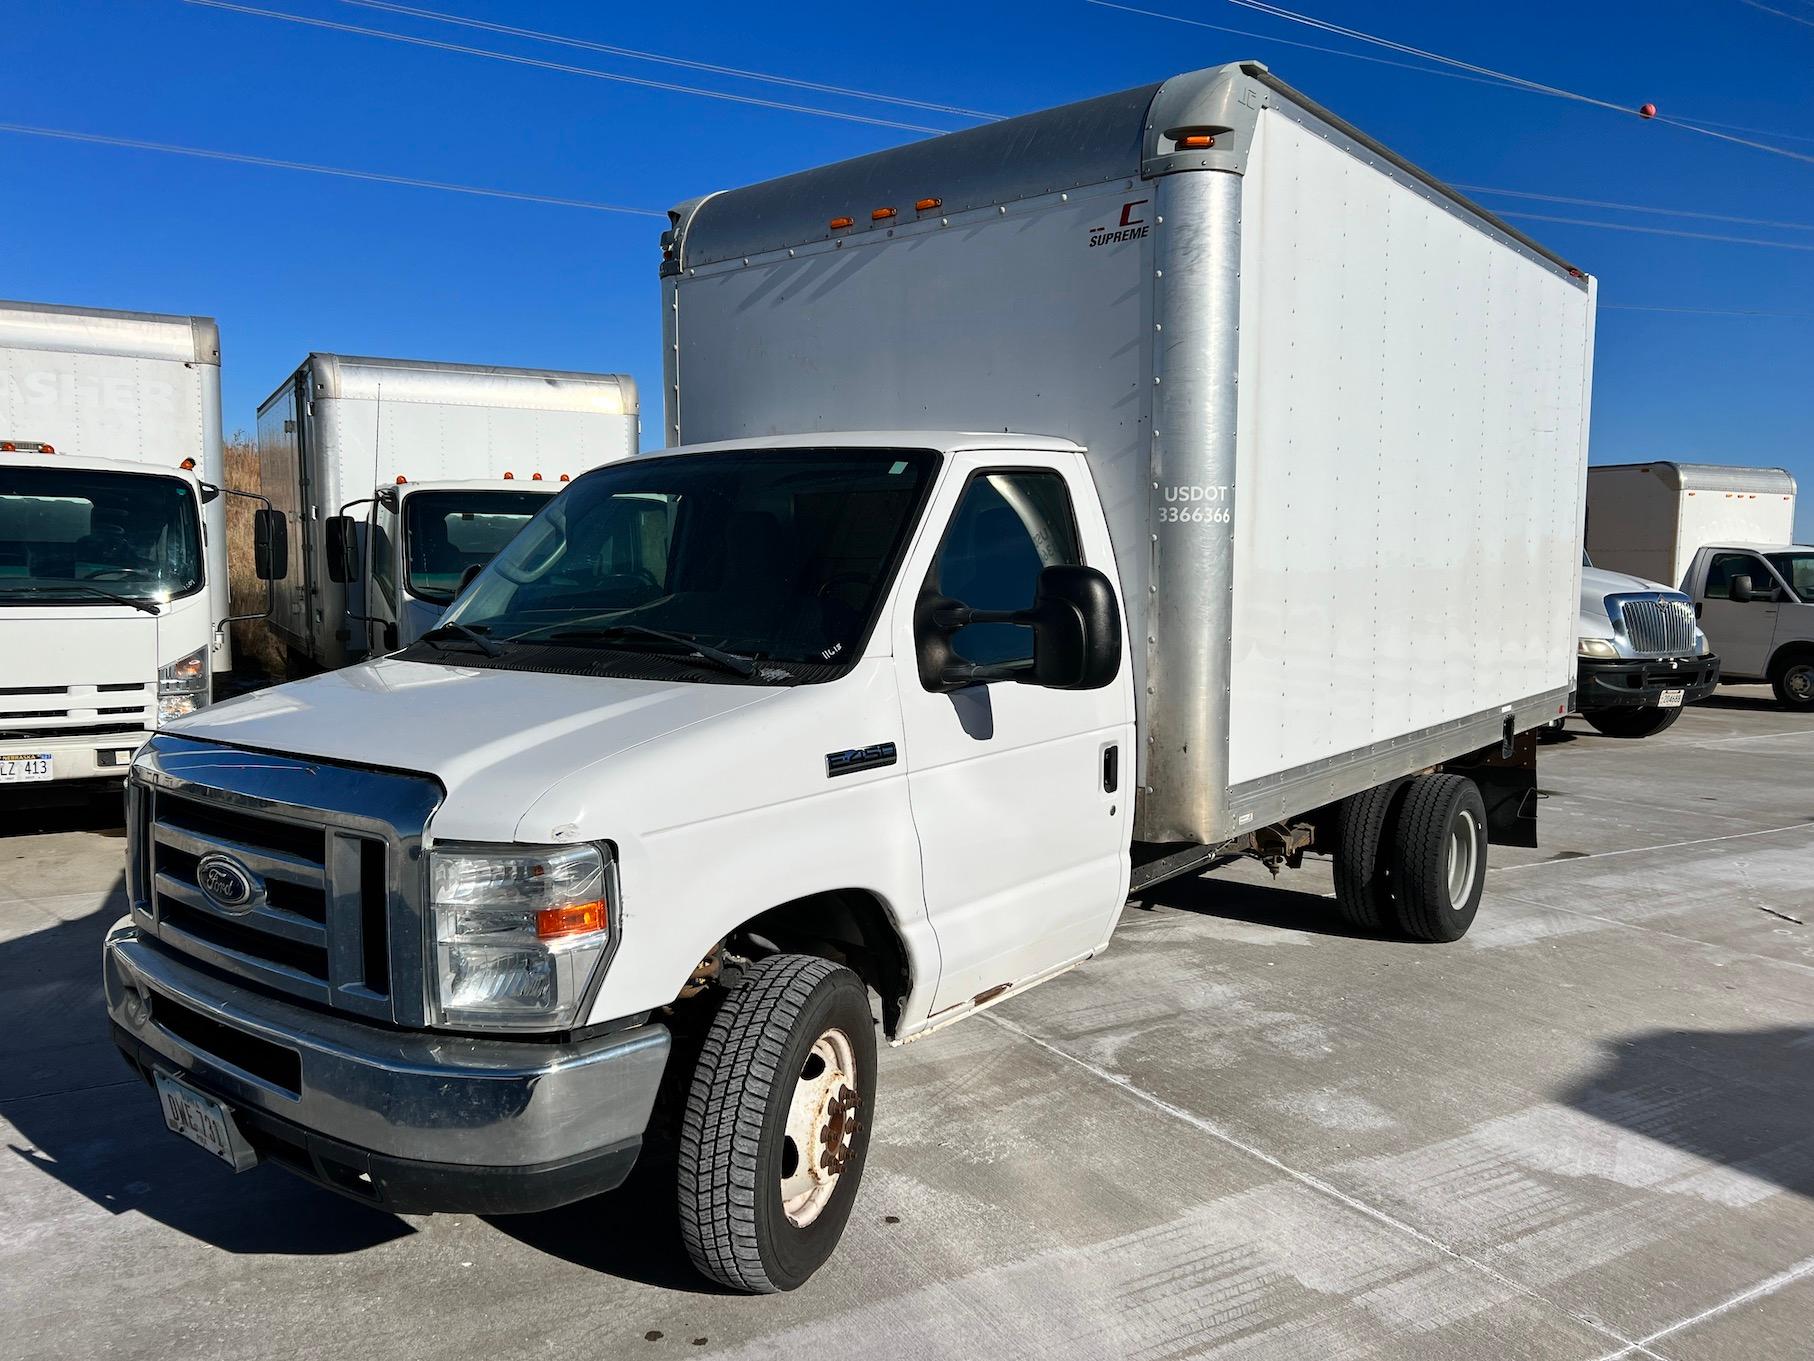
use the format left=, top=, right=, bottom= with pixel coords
left=105, top=920, right=670, bottom=1212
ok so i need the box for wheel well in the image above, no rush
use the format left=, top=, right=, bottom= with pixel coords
left=1768, top=641, right=1814, bottom=679
left=730, top=890, right=912, bottom=1038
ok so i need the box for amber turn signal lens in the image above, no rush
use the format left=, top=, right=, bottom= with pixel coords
left=1177, top=133, right=1215, bottom=150
left=536, top=901, right=607, bottom=940
left=828, top=215, right=854, bottom=230
left=871, top=206, right=897, bottom=221
left=915, top=197, right=942, bottom=212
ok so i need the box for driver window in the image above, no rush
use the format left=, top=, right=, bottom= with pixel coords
left=1705, top=552, right=1773, bottom=601
left=932, top=470, right=1081, bottom=665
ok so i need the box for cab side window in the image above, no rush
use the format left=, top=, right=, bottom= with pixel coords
left=932, top=470, right=1081, bottom=665
left=371, top=512, right=397, bottom=608
left=1704, top=552, right=1772, bottom=601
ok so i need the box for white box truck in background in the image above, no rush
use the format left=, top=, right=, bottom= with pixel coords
left=1586, top=462, right=1809, bottom=707
left=0, top=299, right=269, bottom=792
left=257, top=354, right=638, bottom=668
left=106, top=62, right=1594, bottom=1292
left=1586, top=461, right=1797, bottom=588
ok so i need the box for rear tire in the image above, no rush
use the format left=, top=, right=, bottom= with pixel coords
left=1582, top=706, right=1681, bottom=738
left=1771, top=654, right=1814, bottom=710
left=1390, top=774, right=1488, bottom=943
left=1332, top=779, right=1406, bottom=931
left=677, top=954, right=876, bottom=1293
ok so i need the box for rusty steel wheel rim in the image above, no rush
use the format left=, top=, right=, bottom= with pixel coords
left=780, top=1027, right=861, bottom=1228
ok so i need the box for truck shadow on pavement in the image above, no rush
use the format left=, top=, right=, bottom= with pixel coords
left=2, top=888, right=414, bottom=1255
left=1559, top=1025, right=1814, bottom=1199
left=1142, top=870, right=1377, bottom=940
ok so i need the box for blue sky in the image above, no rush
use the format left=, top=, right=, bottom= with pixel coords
left=5, top=1, right=1812, bottom=538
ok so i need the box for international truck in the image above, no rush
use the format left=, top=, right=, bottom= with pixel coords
left=105, top=61, right=1595, bottom=1293
left=256, top=354, right=638, bottom=670
left=1572, top=558, right=1716, bottom=738
left=1586, top=462, right=1807, bottom=708
left=0, top=300, right=279, bottom=792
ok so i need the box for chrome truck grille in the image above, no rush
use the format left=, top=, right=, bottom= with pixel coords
left=126, top=734, right=442, bottom=1025
left=0, top=681, right=154, bottom=742
left=1609, top=594, right=1698, bottom=656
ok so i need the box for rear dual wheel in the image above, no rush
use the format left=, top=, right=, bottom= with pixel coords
left=1333, top=773, right=1487, bottom=942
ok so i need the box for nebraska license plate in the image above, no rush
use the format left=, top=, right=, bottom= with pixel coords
left=0, top=753, right=53, bottom=783
left=155, top=1070, right=256, bottom=1171
left=1658, top=689, right=1685, bottom=709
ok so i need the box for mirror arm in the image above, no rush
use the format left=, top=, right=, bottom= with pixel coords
left=937, top=659, right=1035, bottom=687
left=218, top=487, right=279, bottom=623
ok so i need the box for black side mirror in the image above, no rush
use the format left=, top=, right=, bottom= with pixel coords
left=458, top=563, right=484, bottom=595
left=253, top=509, right=288, bottom=581
left=917, top=564, right=1122, bottom=692
left=324, top=515, right=357, bottom=585
left=1730, top=574, right=1754, bottom=603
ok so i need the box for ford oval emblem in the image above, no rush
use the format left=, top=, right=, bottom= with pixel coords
left=195, top=853, right=259, bottom=914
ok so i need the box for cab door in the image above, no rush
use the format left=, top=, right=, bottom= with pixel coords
left=890, top=451, right=1135, bottom=1017
left=1700, top=551, right=1783, bottom=678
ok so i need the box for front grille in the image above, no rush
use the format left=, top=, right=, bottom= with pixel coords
left=127, top=735, right=442, bottom=1026
left=1610, top=595, right=1698, bottom=656
left=0, top=681, right=155, bottom=742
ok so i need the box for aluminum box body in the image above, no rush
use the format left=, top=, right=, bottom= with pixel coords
left=665, top=62, right=1594, bottom=843
left=1586, top=462, right=1798, bottom=590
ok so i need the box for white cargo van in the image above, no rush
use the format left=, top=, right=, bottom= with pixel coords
left=104, top=63, right=1594, bottom=1291
left=257, top=354, right=638, bottom=668
left=0, top=300, right=279, bottom=791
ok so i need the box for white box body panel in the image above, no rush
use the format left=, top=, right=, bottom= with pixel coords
left=1586, top=462, right=1798, bottom=588
left=666, top=63, right=1593, bottom=842
left=257, top=355, right=639, bottom=668
left=1226, top=111, right=1590, bottom=787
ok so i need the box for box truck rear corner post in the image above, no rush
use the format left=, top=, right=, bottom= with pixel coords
left=105, top=62, right=1595, bottom=1293
left=256, top=354, right=639, bottom=671
left=0, top=299, right=284, bottom=794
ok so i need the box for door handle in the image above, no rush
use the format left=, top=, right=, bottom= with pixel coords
left=1103, top=744, right=1120, bottom=794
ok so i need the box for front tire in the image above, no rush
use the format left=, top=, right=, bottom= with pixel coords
left=1771, top=655, right=1814, bottom=710
left=1582, top=706, right=1682, bottom=738
left=677, top=954, right=876, bottom=1293
left=1390, top=774, right=1488, bottom=943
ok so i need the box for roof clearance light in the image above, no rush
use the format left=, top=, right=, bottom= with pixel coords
left=180, top=457, right=197, bottom=470
left=532, top=472, right=543, bottom=480
left=40, top=443, right=55, bottom=454
left=828, top=215, right=854, bottom=230
left=503, top=471, right=514, bottom=480
left=915, top=197, right=942, bottom=212
left=396, top=474, right=408, bottom=485
left=1177, top=132, right=1215, bottom=149
left=559, top=473, right=570, bottom=482
left=871, top=206, right=897, bottom=221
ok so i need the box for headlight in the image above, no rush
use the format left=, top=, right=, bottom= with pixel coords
left=158, top=647, right=210, bottom=722
left=1578, top=637, right=1619, bottom=660
left=428, top=843, right=613, bottom=1030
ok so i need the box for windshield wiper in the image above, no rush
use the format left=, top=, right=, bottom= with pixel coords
left=417, top=622, right=503, bottom=658
left=6, top=582, right=162, bottom=616
left=538, top=624, right=756, bottom=677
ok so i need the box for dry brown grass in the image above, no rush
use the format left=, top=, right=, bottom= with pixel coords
left=224, top=431, right=287, bottom=681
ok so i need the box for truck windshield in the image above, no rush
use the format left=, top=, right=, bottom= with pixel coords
left=0, top=466, right=202, bottom=604
left=403, top=489, right=552, bottom=604
left=1766, top=552, right=1814, bottom=602
left=439, top=448, right=936, bottom=675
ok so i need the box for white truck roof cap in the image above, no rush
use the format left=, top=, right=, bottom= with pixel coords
left=269, top=353, right=638, bottom=416
left=0, top=448, right=202, bottom=479
left=0, top=298, right=220, bottom=366
left=1593, top=461, right=1798, bottom=496
left=643, top=431, right=1086, bottom=459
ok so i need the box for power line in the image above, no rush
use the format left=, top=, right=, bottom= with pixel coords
left=339, top=0, right=1005, bottom=121
left=1496, top=210, right=1814, bottom=252
left=1602, top=302, right=1814, bottom=319
left=0, top=120, right=664, bottom=215
left=1089, top=0, right=1814, bottom=165
left=1736, top=0, right=1814, bottom=28
left=1457, top=184, right=1814, bottom=233
left=181, top=0, right=950, bottom=135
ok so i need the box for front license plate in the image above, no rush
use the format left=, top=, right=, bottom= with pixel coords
left=1658, top=689, right=1685, bottom=708
left=0, top=753, right=53, bottom=783
left=155, top=1070, right=256, bottom=1171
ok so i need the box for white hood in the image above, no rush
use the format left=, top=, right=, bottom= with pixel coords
left=1582, top=564, right=1675, bottom=599
left=164, top=657, right=781, bottom=840
left=1, top=606, right=158, bottom=686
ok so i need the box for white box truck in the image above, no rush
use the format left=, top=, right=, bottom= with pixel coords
left=1586, top=462, right=1808, bottom=707
left=0, top=299, right=280, bottom=791
left=1585, top=461, right=1798, bottom=589
left=256, top=354, right=638, bottom=669
left=104, top=62, right=1594, bottom=1291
